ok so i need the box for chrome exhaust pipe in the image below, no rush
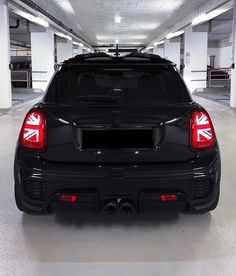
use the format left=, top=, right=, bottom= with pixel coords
left=119, top=201, right=135, bottom=214
left=103, top=200, right=118, bottom=215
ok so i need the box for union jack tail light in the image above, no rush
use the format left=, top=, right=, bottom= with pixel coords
left=191, top=111, right=215, bottom=149
left=20, top=111, right=46, bottom=150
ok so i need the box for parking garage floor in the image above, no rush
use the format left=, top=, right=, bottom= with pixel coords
left=0, top=96, right=236, bottom=276
left=193, top=87, right=230, bottom=106
left=12, top=88, right=44, bottom=107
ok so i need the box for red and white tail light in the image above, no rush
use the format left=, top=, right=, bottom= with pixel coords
left=191, top=111, right=215, bottom=149
left=20, top=111, right=46, bottom=149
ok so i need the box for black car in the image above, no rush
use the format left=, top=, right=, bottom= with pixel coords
left=14, top=53, right=221, bottom=215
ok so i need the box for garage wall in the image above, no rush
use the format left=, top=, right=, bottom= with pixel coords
left=183, top=25, right=208, bottom=92
left=164, top=40, right=181, bottom=70
left=218, top=45, right=232, bottom=68
left=207, top=38, right=232, bottom=69
left=153, top=45, right=164, bottom=57
left=31, top=28, right=55, bottom=91
left=218, top=38, right=232, bottom=68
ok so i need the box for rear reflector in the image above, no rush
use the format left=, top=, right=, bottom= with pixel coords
left=160, top=194, right=177, bottom=202
left=20, top=111, right=46, bottom=150
left=191, top=111, right=215, bottom=149
left=59, top=195, right=77, bottom=203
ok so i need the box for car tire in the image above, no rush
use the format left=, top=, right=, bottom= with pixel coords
left=14, top=185, right=48, bottom=215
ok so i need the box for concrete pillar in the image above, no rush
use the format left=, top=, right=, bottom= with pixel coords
left=0, top=0, right=12, bottom=109
left=183, top=25, right=208, bottom=93
left=31, top=27, right=55, bottom=92
left=164, top=39, right=181, bottom=70
left=73, top=45, right=83, bottom=57
left=230, top=0, right=236, bottom=108
left=57, top=39, right=73, bottom=63
left=153, top=45, right=164, bottom=57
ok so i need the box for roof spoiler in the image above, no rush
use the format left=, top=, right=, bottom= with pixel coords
left=56, top=52, right=176, bottom=67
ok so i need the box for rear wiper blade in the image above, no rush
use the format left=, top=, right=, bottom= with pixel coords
left=76, top=95, right=121, bottom=103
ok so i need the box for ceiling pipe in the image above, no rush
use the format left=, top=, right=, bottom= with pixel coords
left=10, top=19, right=20, bottom=29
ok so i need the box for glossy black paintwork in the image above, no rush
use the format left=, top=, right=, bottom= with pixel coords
left=14, top=53, right=221, bottom=213
left=29, top=101, right=207, bottom=164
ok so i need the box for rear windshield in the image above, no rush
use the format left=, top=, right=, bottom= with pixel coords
left=45, top=65, right=191, bottom=105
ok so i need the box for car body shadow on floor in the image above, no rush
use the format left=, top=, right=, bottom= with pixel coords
left=19, top=210, right=214, bottom=264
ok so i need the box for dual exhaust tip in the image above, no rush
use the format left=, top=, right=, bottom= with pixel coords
left=103, top=200, right=135, bottom=215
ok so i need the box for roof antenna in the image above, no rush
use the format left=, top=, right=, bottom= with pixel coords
left=115, top=42, right=119, bottom=58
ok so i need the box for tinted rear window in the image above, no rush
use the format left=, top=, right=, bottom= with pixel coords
left=45, top=65, right=191, bottom=105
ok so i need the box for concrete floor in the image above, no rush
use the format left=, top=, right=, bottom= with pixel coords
left=12, top=88, right=44, bottom=107
left=194, top=87, right=230, bottom=106
left=0, top=96, right=236, bottom=276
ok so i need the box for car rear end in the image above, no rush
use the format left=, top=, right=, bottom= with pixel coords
left=14, top=53, right=220, bottom=214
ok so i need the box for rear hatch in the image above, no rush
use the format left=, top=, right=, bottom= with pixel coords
left=39, top=104, right=196, bottom=163
left=40, top=58, right=195, bottom=164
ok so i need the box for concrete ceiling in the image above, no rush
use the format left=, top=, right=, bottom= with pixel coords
left=208, top=9, right=233, bottom=41
left=18, top=0, right=208, bottom=47
left=9, top=0, right=233, bottom=49
left=192, top=8, right=233, bottom=42
left=9, top=10, right=31, bottom=46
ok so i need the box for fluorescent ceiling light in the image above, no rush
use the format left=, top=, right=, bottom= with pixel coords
left=52, top=0, right=75, bottom=15
left=192, top=14, right=208, bottom=26
left=14, top=10, right=49, bottom=27
left=79, top=43, right=84, bottom=47
left=133, top=23, right=159, bottom=31
left=73, top=41, right=79, bottom=46
left=166, top=30, right=184, bottom=39
left=114, top=16, right=121, bottom=24
left=157, top=40, right=165, bottom=45
left=14, top=11, right=35, bottom=22
left=33, top=17, right=49, bottom=28
left=192, top=7, right=231, bottom=26
left=55, top=32, right=72, bottom=40
left=154, top=40, right=164, bottom=46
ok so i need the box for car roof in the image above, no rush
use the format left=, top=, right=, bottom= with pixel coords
left=61, top=52, right=175, bottom=66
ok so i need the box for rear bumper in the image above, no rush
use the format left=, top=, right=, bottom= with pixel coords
left=14, top=154, right=221, bottom=213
